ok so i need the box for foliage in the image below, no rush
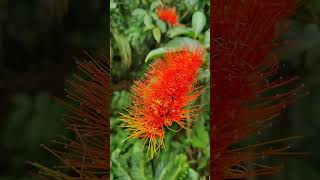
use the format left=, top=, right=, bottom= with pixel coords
left=110, top=0, right=210, bottom=80
left=110, top=0, right=210, bottom=178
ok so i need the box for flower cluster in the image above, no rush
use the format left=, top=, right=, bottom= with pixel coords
left=122, top=48, right=205, bottom=158
left=157, top=6, right=179, bottom=26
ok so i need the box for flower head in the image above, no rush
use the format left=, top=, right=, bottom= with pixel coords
left=157, top=6, right=179, bottom=25
left=122, top=47, right=205, bottom=158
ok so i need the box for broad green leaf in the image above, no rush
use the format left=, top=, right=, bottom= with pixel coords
left=111, top=149, right=132, bottom=180
left=145, top=37, right=204, bottom=63
left=150, top=1, right=161, bottom=11
left=157, top=154, right=190, bottom=180
left=153, top=27, right=161, bottom=43
left=130, top=142, right=153, bottom=180
left=167, top=27, right=195, bottom=38
left=132, top=8, right=147, bottom=16
left=145, top=47, right=176, bottom=63
left=144, top=15, right=154, bottom=29
left=156, top=19, right=167, bottom=33
left=111, top=91, right=130, bottom=111
left=190, top=121, right=209, bottom=148
left=192, top=11, right=206, bottom=38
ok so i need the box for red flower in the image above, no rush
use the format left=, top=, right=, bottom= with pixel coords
left=212, top=0, right=299, bottom=179
left=122, top=47, right=205, bottom=158
left=157, top=6, right=179, bottom=26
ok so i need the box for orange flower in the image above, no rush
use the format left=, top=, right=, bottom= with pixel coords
left=121, top=47, right=205, bottom=158
left=212, top=0, right=300, bottom=179
left=157, top=6, right=179, bottom=26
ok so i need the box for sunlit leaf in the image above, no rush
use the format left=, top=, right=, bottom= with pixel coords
left=153, top=27, right=161, bottom=43
left=167, top=27, right=194, bottom=38
left=145, top=47, right=175, bottom=63
left=144, top=15, right=154, bottom=29
left=156, top=19, right=167, bottom=33
left=192, top=11, right=206, bottom=38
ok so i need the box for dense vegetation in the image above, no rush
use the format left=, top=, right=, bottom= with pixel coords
left=110, top=0, right=210, bottom=179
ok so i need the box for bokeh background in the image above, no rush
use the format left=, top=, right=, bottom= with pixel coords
left=1, top=0, right=320, bottom=179
left=0, top=0, right=106, bottom=179
left=256, top=1, right=320, bottom=179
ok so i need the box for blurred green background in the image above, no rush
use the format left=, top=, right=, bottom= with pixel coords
left=1, top=0, right=320, bottom=179
left=0, top=0, right=106, bottom=179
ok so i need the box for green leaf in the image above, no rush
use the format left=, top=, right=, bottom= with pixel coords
left=156, top=19, right=167, bottom=33
left=144, top=47, right=175, bottom=63
left=150, top=1, right=161, bottom=11
left=145, top=37, right=204, bottom=63
left=187, top=169, right=199, bottom=180
left=111, top=149, right=132, bottom=180
left=157, top=154, right=190, bottom=180
left=153, top=27, right=161, bottom=43
left=192, top=11, right=206, bottom=38
left=190, top=122, right=209, bottom=148
left=129, top=142, right=153, bottom=180
left=110, top=2, right=117, bottom=10
left=132, top=8, right=147, bottom=16
left=144, top=14, right=154, bottom=29
left=167, top=27, right=195, bottom=38
left=204, top=29, right=210, bottom=48
left=111, top=90, right=131, bottom=111
left=166, top=37, right=203, bottom=49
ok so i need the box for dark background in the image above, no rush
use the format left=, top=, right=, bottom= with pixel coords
left=0, top=0, right=106, bottom=179
left=256, top=1, right=320, bottom=179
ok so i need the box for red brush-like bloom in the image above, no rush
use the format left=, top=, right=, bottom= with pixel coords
left=157, top=6, right=179, bottom=26
left=212, top=0, right=301, bottom=179
left=122, top=47, right=205, bottom=158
